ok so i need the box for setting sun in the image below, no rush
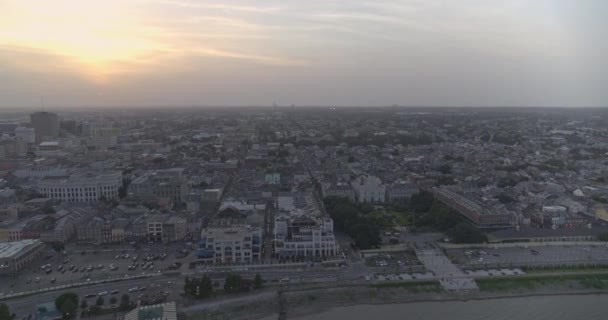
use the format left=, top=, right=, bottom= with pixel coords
left=0, top=0, right=166, bottom=80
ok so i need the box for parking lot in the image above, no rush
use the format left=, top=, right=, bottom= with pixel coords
left=364, top=251, right=420, bottom=268
left=447, top=244, right=608, bottom=267
left=0, top=243, right=198, bottom=295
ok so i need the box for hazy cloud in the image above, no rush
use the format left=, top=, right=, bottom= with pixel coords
left=0, top=0, right=606, bottom=107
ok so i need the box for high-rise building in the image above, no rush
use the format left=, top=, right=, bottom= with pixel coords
left=30, top=112, right=59, bottom=142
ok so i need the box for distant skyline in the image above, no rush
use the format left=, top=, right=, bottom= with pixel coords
left=1, top=0, right=607, bottom=108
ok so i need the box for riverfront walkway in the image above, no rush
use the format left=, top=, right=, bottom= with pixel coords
left=415, top=245, right=478, bottom=291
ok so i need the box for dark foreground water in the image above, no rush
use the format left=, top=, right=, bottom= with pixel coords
left=292, top=295, right=608, bottom=320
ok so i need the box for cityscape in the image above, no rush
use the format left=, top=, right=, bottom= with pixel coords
left=1, top=0, right=608, bottom=319
left=0, top=107, right=608, bottom=319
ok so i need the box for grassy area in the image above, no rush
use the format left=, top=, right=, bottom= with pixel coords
left=477, top=274, right=608, bottom=292
left=369, top=210, right=411, bottom=227
left=371, top=280, right=442, bottom=293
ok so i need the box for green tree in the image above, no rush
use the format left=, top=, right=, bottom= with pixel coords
left=0, top=303, right=10, bottom=320
left=96, top=296, right=104, bottom=306
left=446, top=223, right=487, bottom=244
left=55, top=292, right=79, bottom=319
left=254, top=273, right=263, bottom=289
left=224, top=274, right=244, bottom=293
left=198, top=275, right=214, bottom=298
left=409, top=191, right=434, bottom=212
left=119, top=294, right=132, bottom=311
left=109, top=297, right=118, bottom=305
left=599, top=233, right=608, bottom=242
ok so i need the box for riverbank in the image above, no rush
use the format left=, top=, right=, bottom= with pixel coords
left=182, top=277, right=608, bottom=320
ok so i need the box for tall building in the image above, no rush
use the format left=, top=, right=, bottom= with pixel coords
left=30, top=112, right=59, bottom=143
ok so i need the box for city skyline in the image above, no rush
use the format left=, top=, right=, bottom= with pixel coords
left=1, top=0, right=607, bottom=108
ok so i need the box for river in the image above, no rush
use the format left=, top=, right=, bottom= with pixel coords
left=289, top=294, right=608, bottom=320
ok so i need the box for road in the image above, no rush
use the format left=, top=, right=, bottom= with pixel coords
left=4, top=275, right=175, bottom=318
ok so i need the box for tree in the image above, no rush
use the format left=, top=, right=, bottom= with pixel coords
left=119, top=294, right=132, bottom=311
left=80, top=300, right=88, bottom=310
left=55, top=292, right=79, bottom=319
left=0, top=304, right=10, bottom=320
left=323, top=196, right=381, bottom=250
left=446, top=223, right=487, bottom=244
left=409, top=191, right=434, bottom=213
left=96, top=296, right=104, bottom=306
left=254, top=274, right=263, bottom=290
left=109, top=297, right=118, bottom=305
left=198, top=275, right=214, bottom=298
left=224, top=274, right=244, bottom=293
left=599, top=233, right=608, bottom=242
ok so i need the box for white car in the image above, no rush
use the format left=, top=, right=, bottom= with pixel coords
left=128, top=287, right=138, bottom=292
left=98, top=291, right=108, bottom=296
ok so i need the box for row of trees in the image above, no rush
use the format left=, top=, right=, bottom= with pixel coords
left=324, top=197, right=381, bottom=249
left=54, top=292, right=133, bottom=319
left=184, top=274, right=264, bottom=299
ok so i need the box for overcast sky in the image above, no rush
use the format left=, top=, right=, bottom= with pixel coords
left=0, top=0, right=606, bottom=108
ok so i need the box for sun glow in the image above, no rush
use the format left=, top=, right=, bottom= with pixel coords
left=0, top=0, right=167, bottom=81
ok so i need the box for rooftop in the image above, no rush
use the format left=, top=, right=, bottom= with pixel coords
left=124, top=302, right=177, bottom=320
left=0, top=239, right=43, bottom=259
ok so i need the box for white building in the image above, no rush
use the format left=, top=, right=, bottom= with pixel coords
left=351, top=175, right=385, bottom=203
left=13, top=165, right=68, bottom=179
left=542, top=206, right=568, bottom=214
left=38, top=171, right=122, bottom=203
left=273, top=192, right=338, bottom=260
left=274, top=216, right=338, bottom=259
left=14, top=127, right=36, bottom=144
left=199, top=225, right=261, bottom=264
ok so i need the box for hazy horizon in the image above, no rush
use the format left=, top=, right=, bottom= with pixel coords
left=1, top=0, right=607, bottom=108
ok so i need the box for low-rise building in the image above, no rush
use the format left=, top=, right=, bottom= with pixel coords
left=38, top=171, right=122, bottom=203
left=77, top=217, right=111, bottom=244
left=129, top=168, right=190, bottom=204
left=321, top=182, right=355, bottom=202
left=386, top=181, right=419, bottom=202
left=198, top=225, right=261, bottom=264
left=40, top=208, right=92, bottom=244
left=1, top=214, right=54, bottom=242
left=0, top=239, right=46, bottom=274
left=123, top=302, right=177, bottom=320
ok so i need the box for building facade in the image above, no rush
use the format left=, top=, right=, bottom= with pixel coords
left=38, top=171, right=122, bottom=203
left=198, top=225, right=261, bottom=264
left=0, top=239, right=46, bottom=274
left=351, top=175, right=386, bottom=203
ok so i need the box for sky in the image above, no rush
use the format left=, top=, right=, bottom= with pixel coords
left=0, top=0, right=607, bottom=108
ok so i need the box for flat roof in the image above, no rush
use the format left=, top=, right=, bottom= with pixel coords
left=0, top=239, right=43, bottom=259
